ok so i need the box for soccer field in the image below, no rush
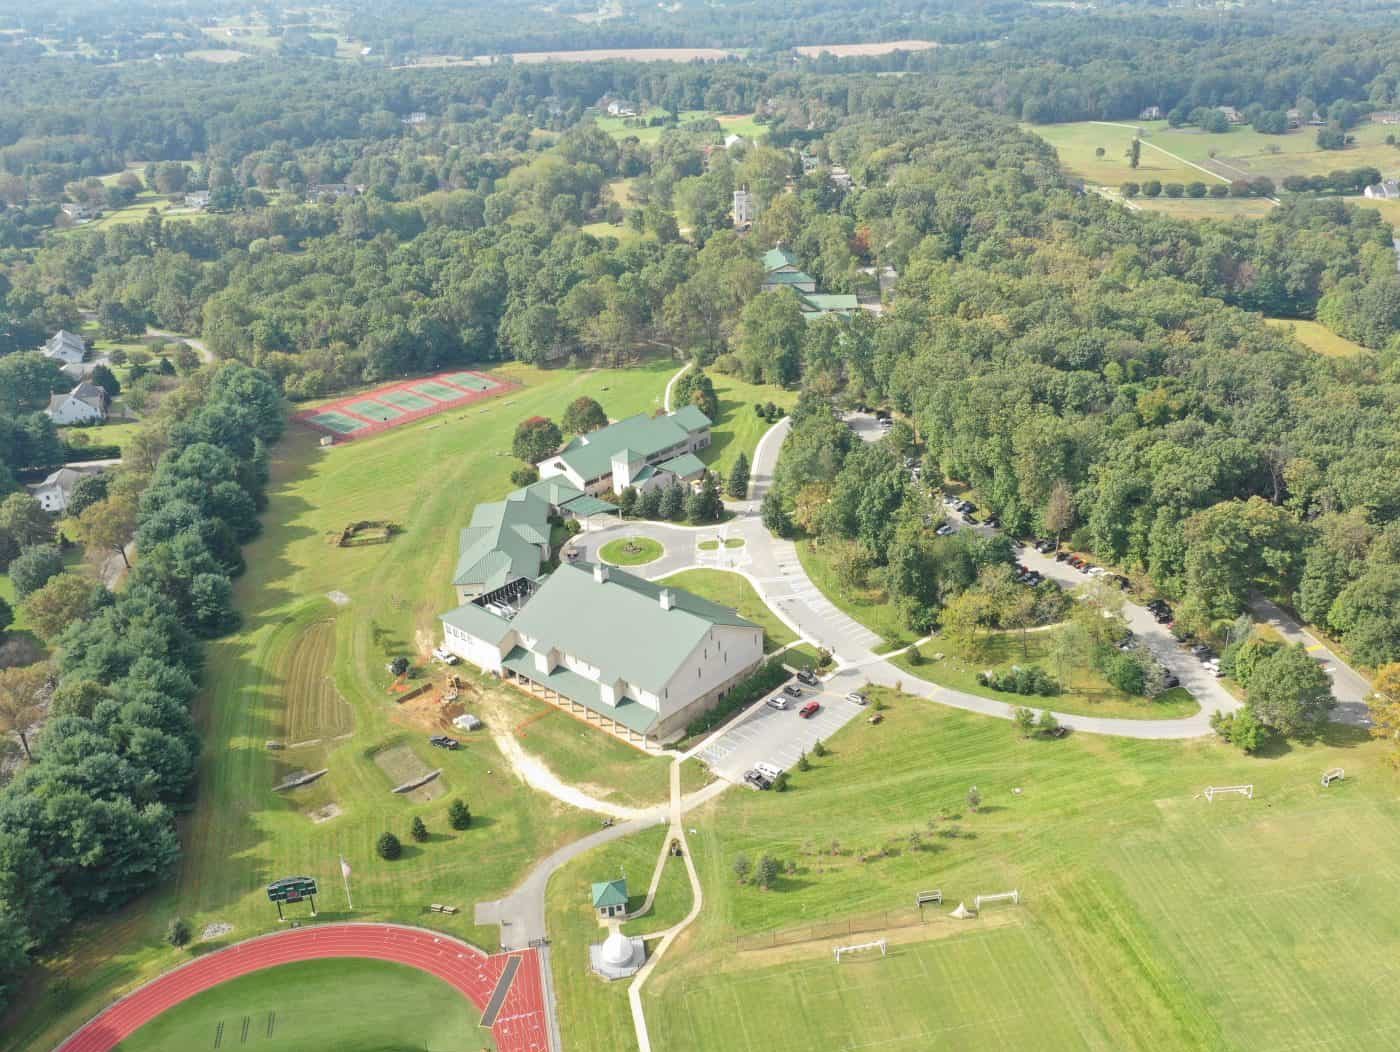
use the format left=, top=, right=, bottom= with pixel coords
left=115, top=958, right=489, bottom=1052
left=641, top=688, right=1400, bottom=1052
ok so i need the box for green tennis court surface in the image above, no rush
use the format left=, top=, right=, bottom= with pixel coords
left=344, top=399, right=403, bottom=422
left=378, top=389, right=436, bottom=411
left=442, top=371, right=498, bottom=391
left=305, top=411, right=367, bottom=434
left=411, top=380, right=469, bottom=402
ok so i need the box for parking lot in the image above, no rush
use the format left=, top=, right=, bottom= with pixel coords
left=695, top=672, right=869, bottom=785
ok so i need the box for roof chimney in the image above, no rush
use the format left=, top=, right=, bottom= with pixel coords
left=593, top=563, right=609, bottom=584
left=659, top=589, right=674, bottom=611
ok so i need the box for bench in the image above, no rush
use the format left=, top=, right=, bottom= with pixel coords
left=429, top=903, right=459, bottom=915
left=916, top=890, right=943, bottom=907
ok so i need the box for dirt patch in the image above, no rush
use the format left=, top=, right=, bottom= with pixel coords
left=277, top=620, right=353, bottom=742
left=372, top=742, right=446, bottom=802
left=308, top=803, right=342, bottom=823
left=201, top=922, right=233, bottom=941
left=327, top=590, right=350, bottom=606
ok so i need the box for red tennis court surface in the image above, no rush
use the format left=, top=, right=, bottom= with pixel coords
left=55, top=923, right=551, bottom=1052
left=294, top=369, right=516, bottom=441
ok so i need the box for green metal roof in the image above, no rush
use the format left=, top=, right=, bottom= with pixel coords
left=658, top=452, right=707, bottom=478
left=452, top=489, right=551, bottom=590
left=552, top=410, right=711, bottom=482
left=502, top=647, right=658, bottom=734
left=508, top=562, right=757, bottom=694
left=439, top=602, right=514, bottom=643
left=764, top=270, right=816, bottom=286
left=592, top=878, right=628, bottom=908
left=763, top=247, right=800, bottom=272
left=514, top=476, right=584, bottom=508
left=561, top=494, right=620, bottom=517
left=801, top=293, right=860, bottom=312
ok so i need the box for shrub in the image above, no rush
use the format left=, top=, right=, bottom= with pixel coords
left=772, top=771, right=789, bottom=792
left=410, top=816, right=428, bottom=842
left=448, top=799, right=472, bottom=829
left=733, top=853, right=752, bottom=883
left=756, top=855, right=780, bottom=888
left=165, top=917, right=191, bottom=948
left=978, top=665, right=1060, bottom=696
left=683, top=657, right=789, bottom=740
left=966, top=786, right=981, bottom=812
left=376, top=832, right=402, bottom=860
left=812, top=738, right=827, bottom=757
left=796, top=750, right=811, bottom=772
left=1013, top=706, right=1036, bottom=737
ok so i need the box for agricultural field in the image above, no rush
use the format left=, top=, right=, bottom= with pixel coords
left=113, top=958, right=485, bottom=1052
left=645, top=687, right=1400, bottom=1052
left=2, top=359, right=679, bottom=1052
left=595, top=109, right=766, bottom=145
left=1128, top=195, right=1276, bottom=221
left=1267, top=318, right=1369, bottom=358
left=660, top=569, right=798, bottom=652
left=792, top=39, right=939, bottom=57
left=889, top=628, right=1200, bottom=721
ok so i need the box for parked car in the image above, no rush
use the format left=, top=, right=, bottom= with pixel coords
left=744, top=770, right=772, bottom=790
left=962, top=513, right=979, bottom=525
left=796, top=669, right=819, bottom=686
left=1113, top=575, right=1131, bottom=590
left=765, top=695, right=788, bottom=711
left=429, top=735, right=459, bottom=750
left=431, top=647, right=459, bottom=665
left=1162, top=671, right=1180, bottom=688
left=782, top=683, right=803, bottom=698
left=846, top=691, right=868, bottom=706
left=985, top=515, right=1001, bottom=529
left=1055, top=551, right=1071, bottom=562
left=799, top=700, right=821, bottom=719
left=935, top=523, right=955, bottom=536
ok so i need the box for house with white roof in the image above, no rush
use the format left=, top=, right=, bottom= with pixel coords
left=45, top=381, right=108, bottom=425
left=28, top=466, right=103, bottom=514
left=42, top=330, right=86, bottom=366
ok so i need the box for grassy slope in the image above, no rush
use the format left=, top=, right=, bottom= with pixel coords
left=888, top=629, right=1200, bottom=721
left=113, top=958, right=486, bottom=1052
left=1267, top=317, right=1369, bottom=358
left=659, top=569, right=797, bottom=652
left=645, top=687, right=1400, bottom=1052
left=698, top=373, right=796, bottom=480
left=6, top=360, right=676, bottom=1052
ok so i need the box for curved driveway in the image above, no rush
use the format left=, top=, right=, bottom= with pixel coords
left=576, top=416, right=1237, bottom=740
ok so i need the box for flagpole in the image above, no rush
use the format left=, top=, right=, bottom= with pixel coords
left=340, top=855, right=353, bottom=911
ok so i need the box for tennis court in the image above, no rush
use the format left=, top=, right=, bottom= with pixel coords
left=410, top=380, right=469, bottom=402
left=442, top=371, right=498, bottom=392
left=378, top=389, right=436, bottom=412
left=344, top=399, right=404, bottom=423
left=295, top=369, right=516, bottom=442
left=305, top=411, right=367, bottom=435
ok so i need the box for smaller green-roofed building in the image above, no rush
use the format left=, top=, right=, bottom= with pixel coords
left=592, top=878, right=629, bottom=918
left=537, top=408, right=712, bottom=496
left=762, top=246, right=801, bottom=273
left=451, top=490, right=552, bottom=603
left=762, top=269, right=817, bottom=293
left=801, top=292, right=861, bottom=318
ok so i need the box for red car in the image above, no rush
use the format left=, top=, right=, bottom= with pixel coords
left=799, top=700, right=821, bottom=719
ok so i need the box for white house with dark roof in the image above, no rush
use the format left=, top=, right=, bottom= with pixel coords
left=536, top=407, right=711, bottom=496
left=440, top=561, right=762, bottom=744
left=45, top=381, right=107, bottom=425
left=28, top=466, right=103, bottom=514
left=42, top=330, right=86, bottom=366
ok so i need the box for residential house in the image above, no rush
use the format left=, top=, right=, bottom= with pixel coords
left=402, top=111, right=428, bottom=125
left=536, top=407, right=712, bottom=496
left=59, top=203, right=96, bottom=222
left=309, top=183, right=364, bottom=201
left=1138, top=105, right=1162, bottom=121
left=732, top=187, right=754, bottom=228
left=724, top=133, right=747, bottom=151
left=1217, top=106, right=1243, bottom=124
left=829, top=165, right=854, bottom=190
left=42, top=330, right=86, bottom=366
left=28, top=466, right=103, bottom=514
left=439, top=560, right=764, bottom=743
left=799, top=292, right=860, bottom=320
left=45, top=381, right=108, bottom=425
left=1364, top=179, right=1400, bottom=200
left=761, top=247, right=817, bottom=294
left=184, top=190, right=211, bottom=210
left=799, top=152, right=820, bottom=175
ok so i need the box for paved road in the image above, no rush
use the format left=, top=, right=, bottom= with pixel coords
left=1249, top=596, right=1372, bottom=726
left=145, top=327, right=215, bottom=364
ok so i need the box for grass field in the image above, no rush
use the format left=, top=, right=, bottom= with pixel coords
left=600, top=536, right=664, bottom=566
left=888, top=628, right=1200, bottom=721
left=114, top=958, right=487, bottom=1051
left=644, top=685, right=1400, bottom=1052
left=794, top=538, right=915, bottom=650
left=580, top=220, right=641, bottom=243
left=5, top=359, right=679, bottom=1052
left=699, top=373, right=796, bottom=479
left=546, top=824, right=700, bottom=1052
left=1026, top=121, right=1207, bottom=186
left=1129, top=195, right=1276, bottom=221
left=1267, top=317, right=1370, bottom=357
left=595, top=109, right=765, bottom=145
left=660, top=569, right=797, bottom=652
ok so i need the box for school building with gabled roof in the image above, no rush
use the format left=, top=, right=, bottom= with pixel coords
left=536, top=406, right=712, bottom=496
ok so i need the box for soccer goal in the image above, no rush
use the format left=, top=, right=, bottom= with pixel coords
left=834, top=939, right=887, bottom=962
left=1203, top=784, right=1253, bottom=802
left=973, top=890, right=1020, bottom=910
left=1321, top=768, right=1345, bottom=788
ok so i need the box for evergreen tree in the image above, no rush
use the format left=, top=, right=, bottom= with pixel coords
left=659, top=482, right=686, bottom=521
left=618, top=487, right=638, bottom=518
left=449, top=799, right=472, bottom=829
left=727, top=452, right=750, bottom=499
left=410, top=816, right=428, bottom=842
left=761, top=490, right=792, bottom=537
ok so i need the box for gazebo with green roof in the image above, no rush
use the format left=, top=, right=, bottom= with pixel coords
left=592, top=878, right=629, bottom=918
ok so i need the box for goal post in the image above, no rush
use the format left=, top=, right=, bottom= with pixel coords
left=834, top=938, right=887, bottom=962
left=1203, top=784, right=1253, bottom=802
left=973, top=890, right=1020, bottom=910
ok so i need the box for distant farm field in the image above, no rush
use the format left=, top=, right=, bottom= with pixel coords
left=1128, top=195, right=1276, bottom=221
left=793, top=39, right=939, bottom=57
left=1267, top=318, right=1369, bottom=358
left=512, top=47, right=739, bottom=64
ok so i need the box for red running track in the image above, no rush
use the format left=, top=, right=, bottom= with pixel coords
left=54, top=923, right=550, bottom=1052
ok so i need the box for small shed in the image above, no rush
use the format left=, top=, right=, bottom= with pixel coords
left=591, top=878, right=628, bottom=919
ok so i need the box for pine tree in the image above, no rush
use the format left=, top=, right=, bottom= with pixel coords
left=618, top=487, right=637, bottom=518
left=410, top=816, right=428, bottom=842
left=376, top=832, right=402, bottom=860
left=660, top=482, right=685, bottom=520
left=727, top=452, right=750, bottom=499
left=449, top=799, right=472, bottom=829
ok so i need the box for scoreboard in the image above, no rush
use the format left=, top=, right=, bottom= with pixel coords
left=267, top=876, right=318, bottom=904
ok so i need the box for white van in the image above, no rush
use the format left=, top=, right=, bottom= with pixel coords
left=754, top=761, right=784, bottom=780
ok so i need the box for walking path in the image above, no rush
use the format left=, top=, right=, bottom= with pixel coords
left=145, top=327, right=215, bottom=364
